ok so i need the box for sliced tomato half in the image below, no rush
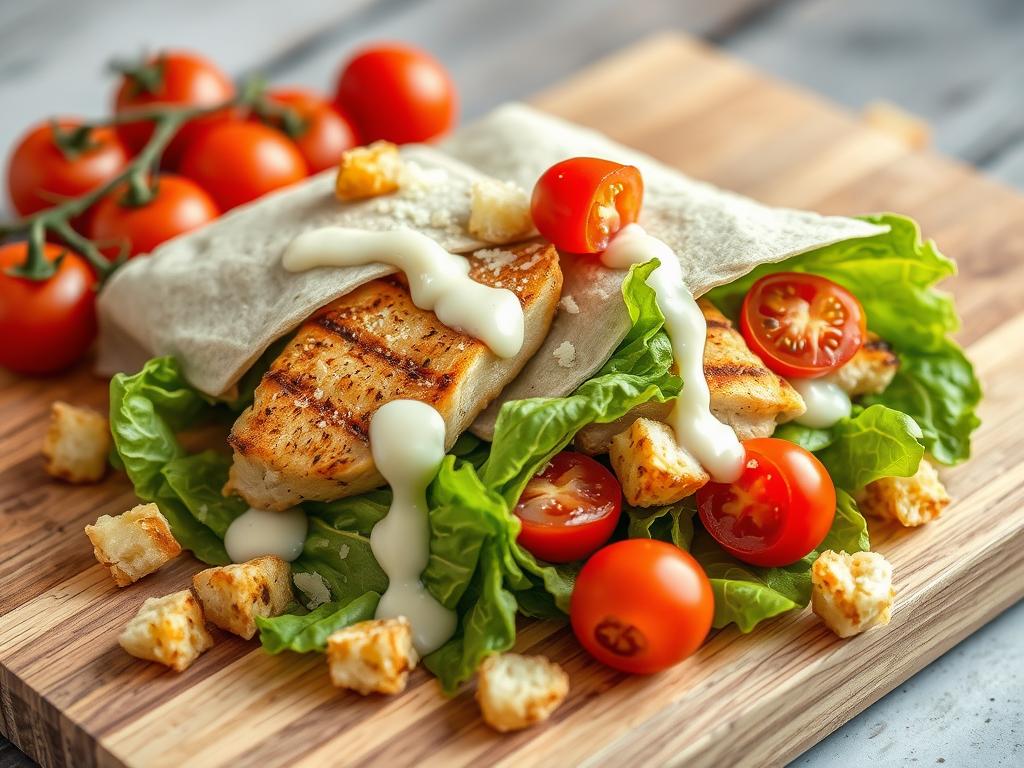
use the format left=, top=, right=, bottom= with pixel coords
left=514, top=451, right=622, bottom=563
left=740, top=272, right=866, bottom=378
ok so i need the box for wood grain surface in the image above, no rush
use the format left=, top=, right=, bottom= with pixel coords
left=2, top=34, right=1023, bottom=768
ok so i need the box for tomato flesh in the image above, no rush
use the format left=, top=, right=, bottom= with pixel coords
left=514, top=452, right=621, bottom=563
left=697, top=437, right=835, bottom=567
left=0, top=243, right=97, bottom=375
left=530, top=157, right=643, bottom=253
left=570, top=539, right=713, bottom=674
left=740, top=272, right=866, bottom=378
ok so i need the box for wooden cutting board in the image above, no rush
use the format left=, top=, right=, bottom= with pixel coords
left=2, top=34, right=1023, bottom=768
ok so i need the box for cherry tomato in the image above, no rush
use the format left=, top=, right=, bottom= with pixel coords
left=6, top=120, right=128, bottom=217
left=570, top=539, right=713, bottom=674
left=530, top=157, right=643, bottom=253
left=740, top=272, right=866, bottom=379
left=113, top=51, right=235, bottom=167
left=178, top=120, right=308, bottom=210
left=334, top=44, right=456, bottom=144
left=89, top=174, right=219, bottom=259
left=697, top=437, right=835, bottom=568
left=262, top=89, right=358, bottom=174
left=0, top=243, right=97, bottom=375
left=514, top=452, right=622, bottom=563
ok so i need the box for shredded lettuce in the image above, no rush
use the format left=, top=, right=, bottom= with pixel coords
left=708, top=213, right=981, bottom=465
left=256, top=592, right=380, bottom=654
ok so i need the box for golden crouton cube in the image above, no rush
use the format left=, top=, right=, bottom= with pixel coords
left=856, top=459, right=950, bottom=527
left=335, top=141, right=403, bottom=201
left=85, top=503, right=182, bottom=587
left=811, top=550, right=895, bottom=639
left=119, top=590, right=214, bottom=672
left=824, top=333, right=900, bottom=397
left=42, top=401, right=111, bottom=483
left=326, top=617, right=418, bottom=695
left=192, top=556, right=293, bottom=640
left=468, top=179, right=534, bottom=244
left=477, top=653, right=569, bottom=733
left=609, top=418, right=710, bottom=507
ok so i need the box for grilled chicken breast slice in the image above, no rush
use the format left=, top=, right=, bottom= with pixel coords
left=227, top=243, right=562, bottom=510
left=574, top=299, right=806, bottom=454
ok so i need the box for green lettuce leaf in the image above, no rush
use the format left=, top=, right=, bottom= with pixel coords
left=161, top=451, right=248, bottom=538
left=626, top=501, right=696, bottom=550
left=256, top=592, right=380, bottom=654
left=708, top=213, right=980, bottom=464
left=776, top=404, right=924, bottom=492
left=109, top=357, right=235, bottom=564
left=692, top=490, right=868, bottom=631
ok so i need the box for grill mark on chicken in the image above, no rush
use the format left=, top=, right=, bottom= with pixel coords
left=257, top=368, right=371, bottom=443
left=703, top=363, right=771, bottom=379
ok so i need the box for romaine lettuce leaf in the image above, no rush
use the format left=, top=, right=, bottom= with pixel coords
left=256, top=592, right=380, bottom=654
left=708, top=213, right=980, bottom=464
left=109, top=357, right=238, bottom=564
left=626, top=501, right=696, bottom=550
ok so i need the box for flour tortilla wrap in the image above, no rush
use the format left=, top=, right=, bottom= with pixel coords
left=441, top=104, right=887, bottom=439
left=96, top=146, right=490, bottom=397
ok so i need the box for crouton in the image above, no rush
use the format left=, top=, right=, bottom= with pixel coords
left=824, top=333, right=899, bottom=397
left=856, top=459, right=950, bottom=527
left=85, top=503, right=181, bottom=587
left=42, top=401, right=110, bottom=483
left=326, top=617, right=418, bottom=695
left=609, top=418, right=710, bottom=507
left=477, top=653, right=569, bottom=733
left=811, top=550, right=895, bottom=638
left=468, top=179, right=534, bottom=244
left=192, top=556, right=293, bottom=640
left=335, top=141, right=403, bottom=201
left=119, top=590, right=214, bottom=671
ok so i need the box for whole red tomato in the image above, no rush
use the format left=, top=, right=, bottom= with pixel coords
left=570, top=539, right=714, bottom=674
left=334, top=44, right=456, bottom=144
left=89, top=174, right=219, bottom=258
left=262, top=89, right=357, bottom=174
left=113, top=51, right=235, bottom=167
left=178, top=120, right=307, bottom=210
left=6, top=120, right=128, bottom=217
left=0, top=243, right=97, bottom=375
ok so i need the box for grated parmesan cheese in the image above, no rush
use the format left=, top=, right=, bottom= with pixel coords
left=558, top=294, right=580, bottom=314
left=553, top=341, right=576, bottom=368
left=293, top=571, right=331, bottom=610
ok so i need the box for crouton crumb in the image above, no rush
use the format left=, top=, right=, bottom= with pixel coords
left=119, top=590, right=214, bottom=672
left=42, top=401, right=110, bottom=484
left=477, top=653, right=569, bottom=732
left=609, top=418, right=710, bottom=507
left=326, top=617, right=418, bottom=695
left=856, top=459, right=950, bottom=527
left=335, top=141, right=403, bottom=201
left=468, top=179, right=534, bottom=244
left=811, top=550, right=894, bottom=638
left=192, top=556, right=293, bottom=640
left=85, top=503, right=181, bottom=587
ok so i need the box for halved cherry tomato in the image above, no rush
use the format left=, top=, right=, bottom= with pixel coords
left=0, top=243, right=97, bottom=375
left=530, top=157, right=643, bottom=253
left=570, top=539, right=713, bottom=674
left=697, top=437, right=835, bottom=567
left=89, top=174, right=219, bottom=259
left=7, top=120, right=128, bottom=217
left=113, top=51, right=235, bottom=167
left=334, top=44, right=456, bottom=144
left=740, top=272, right=866, bottom=378
left=178, top=120, right=308, bottom=210
left=261, top=89, right=358, bottom=174
left=514, top=451, right=622, bottom=563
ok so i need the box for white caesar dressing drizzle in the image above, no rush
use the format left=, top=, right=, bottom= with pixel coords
left=789, top=377, right=852, bottom=428
left=224, top=507, right=308, bottom=563
left=602, top=224, right=745, bottom=483
left=282, top=227, right=524, bottom=358
left=368, top=399, right=457, bottom=656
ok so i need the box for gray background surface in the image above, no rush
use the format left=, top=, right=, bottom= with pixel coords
left=1, top=1, right=1021, bottom=765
